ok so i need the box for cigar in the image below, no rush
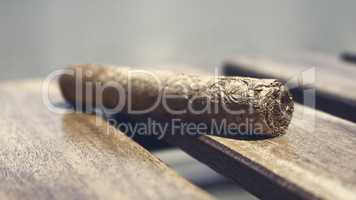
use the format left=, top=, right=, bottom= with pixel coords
left=59, top=64, right=294, bottom=137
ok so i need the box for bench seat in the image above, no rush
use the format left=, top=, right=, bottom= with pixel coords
left=0, top=80, right=214, bottom=200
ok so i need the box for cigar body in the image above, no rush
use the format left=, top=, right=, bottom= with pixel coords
left=59, top=64, right=294, bottom=137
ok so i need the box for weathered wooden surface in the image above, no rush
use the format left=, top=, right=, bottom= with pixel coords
left=223, top=53, right=356, bottom=122
left=0, top=80, right=214, bottom=200
left=164, top=103, right=356, bottom=200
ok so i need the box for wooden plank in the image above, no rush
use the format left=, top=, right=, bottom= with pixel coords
left=0, top=80, right=214, bottom=200
left=223, top=53, right=356, bottom=122
left=164, top=103, right=356, bottom=200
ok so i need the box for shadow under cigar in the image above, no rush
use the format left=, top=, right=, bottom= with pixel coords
left=60, top=102, right=273, bottom=148
left=108, top=113, right=173, bottom=150
left=108, top=113, right=274, bottom=141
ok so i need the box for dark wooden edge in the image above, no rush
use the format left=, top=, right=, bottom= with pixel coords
left=164, top=134, right=321, bottom=200
left=340, top=52, right=356, bottom=64
left=223, top=63, right=356, bottom=123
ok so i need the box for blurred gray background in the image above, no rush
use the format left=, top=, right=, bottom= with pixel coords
left=1, top=0, right=355, bottom=80
left=1, top=1, right=355, bottom=199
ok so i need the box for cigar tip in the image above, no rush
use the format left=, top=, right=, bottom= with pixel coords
left=268, top=83, right=294, bottom=136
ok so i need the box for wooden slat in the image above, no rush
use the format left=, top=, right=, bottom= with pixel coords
left=164, top=103, right=356, bottom=200
left=223, top=53, right=356, bottom=122
left=143, top=63, right=356, bottom=199
left=0, top=80, right=214, bottom=200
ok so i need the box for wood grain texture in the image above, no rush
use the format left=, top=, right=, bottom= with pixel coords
left=0, top=80, right=214, bottom=200
left=223, top=53, right=356, bottom=122
left=164, top=104, right=356, bottom=200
